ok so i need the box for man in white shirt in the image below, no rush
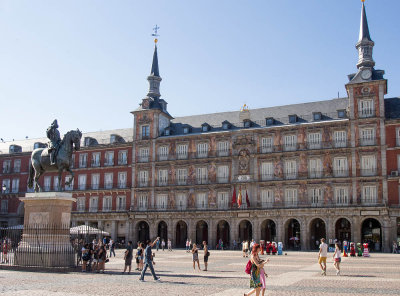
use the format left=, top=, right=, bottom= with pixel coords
left=318, top=238, right=328, bottom=276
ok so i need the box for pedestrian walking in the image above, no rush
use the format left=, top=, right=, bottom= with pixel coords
left=81, top=243, right=90, bottom=272
left=139, top=238, right=161, bottom=282
left=168, top=239, right=172, bottom=251
left=333, top=243, right=341, bottom=276
left=123, top=241, right=133, bottom=274
left=244, top=244, right=267, bottom=296
left=203, top=241, right=209, bottom=271
left=97, top=244, right=107, bottom=273
left=137, top=243, right=144, bottom=271
left=156, top=239, right=160, bottom=251
left=192, top=243, right=201, bottom=271
left=186, top=239, right=190, bottom=252
left=318, top=238, right=328, bottom=276
left=92, top=244, right=99, bottom=271
left=233, top=239, right=237, bottom=250
left=161, top=239, right=166, bottom=251
left=392, top=241, right=398, bottom=254
left=109, top=239, right=116, bottom=257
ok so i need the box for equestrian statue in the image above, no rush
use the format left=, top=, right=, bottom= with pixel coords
left=28, top=120, right=82, bottom=192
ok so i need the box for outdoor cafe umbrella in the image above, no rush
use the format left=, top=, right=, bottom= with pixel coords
left=69, top=225, right=110, bottom=236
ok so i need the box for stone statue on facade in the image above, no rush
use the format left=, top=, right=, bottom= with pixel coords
left=238, top=149, right=250, bottom=175
left=28, top=121, right=82, bottom=192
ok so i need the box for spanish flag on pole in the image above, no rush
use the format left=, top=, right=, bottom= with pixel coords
left=237, top=186, right=242, bottom=208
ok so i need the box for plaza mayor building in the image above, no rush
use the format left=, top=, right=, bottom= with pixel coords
left=1, top=2, right=399, bottom=251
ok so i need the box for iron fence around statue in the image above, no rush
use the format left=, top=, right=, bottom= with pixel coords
left=0, top=225, right=108, bottom=269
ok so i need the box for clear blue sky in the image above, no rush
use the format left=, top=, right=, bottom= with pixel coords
left=1, top=0, right=399, bottom=141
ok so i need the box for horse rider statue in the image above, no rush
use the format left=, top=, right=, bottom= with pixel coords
left=46, top=119, right=61, bottom=165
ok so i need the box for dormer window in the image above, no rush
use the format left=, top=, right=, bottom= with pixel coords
left=201, top=123, right=210, bottom=132
left=222, top=120, right=230, bottom=130
left=337, top=109, right=346, bottom=118
left=289, top=115, right=297, bottom=124
left=183, top=127, right=189, bottom=134
left=164, top=128, right=170, bottom=136
left=313, top=112, right=322, bottom=121
left=243, top=120, right=251, bottom=128
left=266, top=117, right=274, bottom=126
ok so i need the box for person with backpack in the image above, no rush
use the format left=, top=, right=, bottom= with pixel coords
left=244, top=244, right=268, bottom=296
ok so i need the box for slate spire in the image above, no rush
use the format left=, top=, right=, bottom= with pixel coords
left=150, top=45, right=160, bottom=77
left=356, top=0, right=375, bottom=69
left=147, top=41, right=162, bottom=98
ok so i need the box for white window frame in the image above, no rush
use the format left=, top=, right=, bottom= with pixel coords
left=196, top=167, right=208, bottom=184
left=103, top=196, right=112, bottom=212
left=176, top=193, right=187, bottom=210
left=1, top=179, right=10, bottom=193
left=362, top=185, right=377, bottom=205
left=309, top=158, right=322, bottom=178
left=77, top=197, right=85, bottom=212
left=78, top=174, right=87, bottom=190
left=11, top=178, right=19, bottom=193
left=138, top=194, right=148, bottom=211
left=158, top=169, right=168, bottom=186
left=141, top=125, right=150, bottom=139
left=138, top=147, right=150, bottom=162
left=91, top=174, right=100, bottom=190
left=157, top=194, right=168, bottom=210
left=261, top=137, right=273, bottom=153
left=116, top=195, right=126, bottom=211
left=118, top=150, right=128, bottom=165
left=217, top=192, right=229, bottom=209
left=44, top=176, right=51, bottom=192
left=197, top=142, right=209, bottom=158
left=158, top=145, right=169, bottom=161
left=335, top=187, right=349, bottom=205
left=138, top=170, right=149, bottom=187
left=53, top=176, right=59, bottom=191
left=118, top=172, right=127, bottom=188
left=65, top=175, right=74, bottom=191
left=284, top=159, right=297, bottom=180
left=284, top=188, right=298, bottom=207
left=177, top=168, right=188, bottom=185
left=284, top=135, right=297, bottom=151
left=177, top=144, right=188, bottom=159
left=308, top=132, right=321, bottom=149
left=1, top=200, right=8, bottom=213
left=261, top=162, right=274, bottom=181
left=92, top=152, right=101, bottom=167
left=217, top=165, right=229, bottom=183
left=13, top=159, right=21, bottom=173
left=261, top=189, right=274, bottom=208
left=104, top=173, right=113, bottom=189
left=105, top=151, right=114, bottom=166
left=89, top=196, right=98, bottom=212
left=360, top=128, right=375, bottom=146
left=196, top=192, right=208, bottom=209
left=310, top=188, right=323, bottom=206
left=2, top=160, right=11, bottom=173
left=333, top=157, right=348, bottom=177
left=217, top=141, right=229, bottom=157
left=79, top=153, right=87, bottom=168
left=359, top=99, right=374, bottom=118
left=361, top=155, right=377, bottom=176
left=334, top=131, right=347, bottom=148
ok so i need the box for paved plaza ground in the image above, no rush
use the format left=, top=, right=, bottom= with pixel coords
left=0, top=249, right=399, bottom=295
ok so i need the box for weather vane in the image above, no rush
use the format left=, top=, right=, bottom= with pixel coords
left=152, top=24, right=160, bottom=43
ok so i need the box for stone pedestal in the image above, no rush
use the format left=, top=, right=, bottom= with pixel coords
left=15, top=192, right=76, bottom=268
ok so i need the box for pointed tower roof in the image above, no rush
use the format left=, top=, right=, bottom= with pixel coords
left=150, top=45, right=160, bottom=77
left=358, top=1, right=372, bottom=43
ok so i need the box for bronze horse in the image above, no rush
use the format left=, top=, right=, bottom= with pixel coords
left=28, top=129, right=82, bottom=192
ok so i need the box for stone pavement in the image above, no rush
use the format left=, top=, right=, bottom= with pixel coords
left=1, top=250, right=399, bottom=295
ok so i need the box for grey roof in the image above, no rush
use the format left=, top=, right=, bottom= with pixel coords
left=0, top=128, right=133, bottom=154
left=150, top=45, right=160, bottom=77
left=169, top=97, right=349, bottom=135
left=384, top=97, right=400, bottom=119
left=359, top=2, right=372, bottom=42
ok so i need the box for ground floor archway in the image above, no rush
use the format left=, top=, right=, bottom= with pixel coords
left=362, top=218, right=382, bottom=252
left=335, top=218, right=351, bottom=243
left=196, top=220, right=208, bottom=245
left=137, top=221, right=150, bottom=244
left=157, top=220, right=168, bottom=242
left=260, top=219, right=276, bottom=242
left=286, top=219, right=300, bottom=250
left=309, top=218, right=326, bottom=250
left=175, top=220, right=187, bottom=248
left=216, top=220, right=230, bottom=249
left=238, top=220, right=252, bottom=242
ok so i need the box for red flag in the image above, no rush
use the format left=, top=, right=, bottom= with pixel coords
left=246, top=190, right=250, bottom=208
left=237, top=187, right=242, bottom=208
left=231, top=186, right=236, bottom=206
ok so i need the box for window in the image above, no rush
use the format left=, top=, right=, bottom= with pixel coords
left=183, top=127, right=189, bottom=134
left=313, top=112, right=322, bottom=121
left=1, top=200, right=8, bottom=213
left=44, top=176, right=51, bottom=191
left=176, top=193, right=187, bottom=210
left=244, top=120, right=251, bottom=128
left=89, top=196, right=98, bottom=212
left=117, top=196, right=126, bottom=211
left=285, top=189, right=298, bottom=207
left=217, top=165, right=229, bottom=183
left=359, top=99, right=374, bottom=117
left=217, top=192, right=229, bottom=209
left=196, top=193, right=208, bottom=209
left=164, top=128, right=170, bottom=136
left=141, top=125, right=150, bottom=139
left=2, top=160, right=11, bottom=173
left=77, top=197, right=85, bottom=212
left=158, top=169, right=168, bottom=186
left=92, top=152, right=100, bottom=167
left=157, top=194, right=168, bottom=210
left=91, top=174, right=100, bottom=189
left=196, top=167, right=208, bottom=184
left=65, top=175, right=74, bottom=191
left=138, top=194, right=148, bottom=211
left=284, top=135, right=297, bottom=151
left=105, top=151, right=114, bottom=166
left=334, top=131, right=347, bottom=148
left=70, top=154, right=75, bottom=168
left=13, top=159, right=21, bottom=173
left=361, top=155, right=376, bottom=176
left=118, top=150, right=127, bottom=165
left=266, top=118, right=274, bottom=126
left=118, top=172, right=127, bottom=188
left=337, top=109, right=346, bottom=118
left=202, top=125, right=208, bottom=132
left=79, top=153, right=87, bottom=168
left=217, top=141, right=229, bottom=157
left=261, top=137, right=273, bottom=153
left=261, top=162, right=274, bottom=180
left=309, top=158, right=322, bottom=178
left=104, top=173, right=113, bottom=189
left=362, top=185, right=377, bottom=205
left=289, top=115, right=297, bottom=123
left=333, top=157, right=348, bottom=177
left=103, top=196, right=112, bottom=212
left=177, top=168, right=188, bottom=185
left=138, top=147, right=150, bottom=162
left=335, top=187, right=349, bottom=205
left=222, top=122, right=229, bottom=130
left=396, top=128, right=400, bottom=146
left=360, top=128, right=375, bottom=146
left=1, top=179, right=10, bottom=193
left=177, top=144, right=188, bottom=159
left=310, top=188, right=323, bottom=206
left=139, top=171, right=148, bottom=187
left=53, top=176, right=59, bottom=191
left=284, top=160, right=297, bottom=179
left=197, top=143, right=209, bottom=158
left=78, top=174, right=86, bottom=190
left=308, top=132, right=321, bottom=149
left=261, top=189, right=274, bottom=208
left=158, top=146, right=169, bottom=161
left=11, top=178, right=19, bottom=193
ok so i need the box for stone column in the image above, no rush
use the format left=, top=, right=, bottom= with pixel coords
left=276, top=216, right=284, bottom=245
left=111, top=221, right=117, bottom=241
left=125, top=219, right=133, bottom=242
left=300, top=217, right=308, bottom=251
left=85, top=221, right=89, bottom=226
left=352, top=216, right=361, bottom=244
left=98, top=220, right=104, bottom=231
left=253, top=218, right=260, bottom=242
left=230, top=219, right=239, bottom=245
left=167, top=218, right=174, bottom=246
left=383, top=218, right=391, bottom=253
left=150, top=219, right=157, bottom=240
left=208, top=219, right=214, bottom=247
left=326, top=216, right=335, bottom=243
left=188, top=219, right=196, bottom=243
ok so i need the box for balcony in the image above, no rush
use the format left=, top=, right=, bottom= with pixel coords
left=158, top=180, right=168, bottom=186
left=333, top=169, right=349, bottom=178
left=308, top=171, right=323, bottom=179
left=177, top=179, right=187, bottom=186
left=358, top=109, right=375, bottom=118
left=217, top=177, right=229, bottom=183
left=196, top=178, right=209, bottom=185
left=104, top=161, right=114, bottom=167
left=118, top=159, right=128, bottom=165
left=260, top=173, right=274, bottom=181
left=360, top=169, right=377, bottom=177
left=217, top=150, right=229, bottom=157
left=283, top=143, right=297, bottom=152
left=360, top=138, right=377, bottom=146
left=158, top=154, right=169, bottom=161
left=117, top=182, right=127, bottom=189
left=102, top=206, right=112, bottom=212
left=91, top=161, right=100, bottom=168
left=284, top=173, right=298, bottom=180
left=104, top=182, right=113, bottom=189
left=91, top=183, right=100, bottom=190
left=261, top=202, right=274, bottom=208
left=13, top=167, right=21, bottom=173
left=2, top=167, right=11, bottom=174
left=89, top=207, right=98, bottom=213
left=138, top=156, right=149, bottom=163
left=138, top=181, right=148, bottom=187
left=79, top=162, right=87, bottom=168
left=177, top=153, right=188, bottom=160
left=334, top=140, right=347, bottom=148
left=307, top=142, right=322, bottom=150
left=77, top=206, right=86, bottom=213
